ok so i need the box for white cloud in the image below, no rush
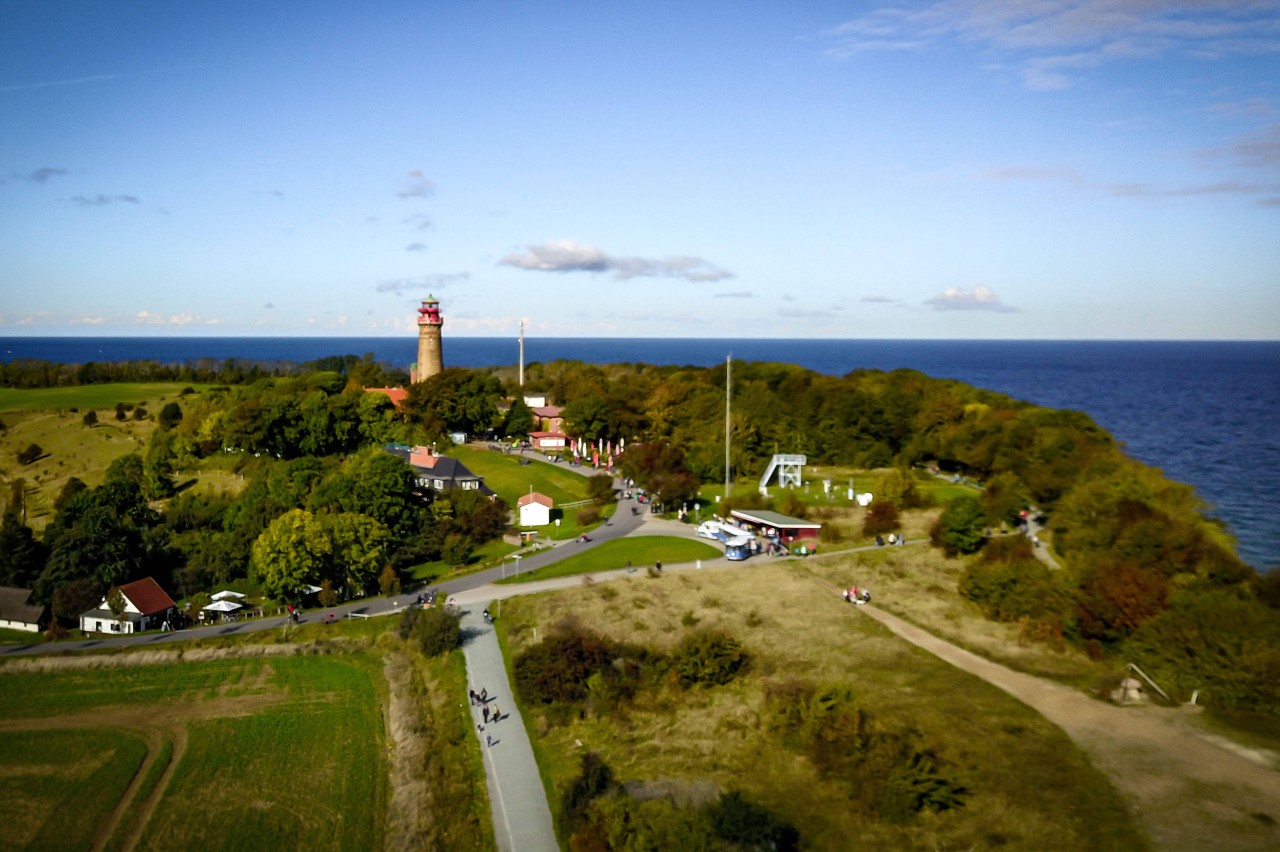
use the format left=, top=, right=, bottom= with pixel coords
left=397, top=169, right=434, bottom=199
left=500, top=238, right=734, bottom=283
left=925, top=285, right=1019, bottom=312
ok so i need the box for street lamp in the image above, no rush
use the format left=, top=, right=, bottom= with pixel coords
left=695, top=502, right=701, bottom=521
left=514, top=554, right=522, bottom=578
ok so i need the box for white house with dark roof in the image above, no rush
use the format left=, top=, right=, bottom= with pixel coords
left=0, top=586, right=46, bottom=633
left=383, top=443, right=495, bottom=496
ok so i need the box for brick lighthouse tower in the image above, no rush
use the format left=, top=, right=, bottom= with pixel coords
left=413, top=295, right=444, bottom=383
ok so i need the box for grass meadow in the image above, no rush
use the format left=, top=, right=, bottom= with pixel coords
left=0, top=624, right=494, bottom=852
left=497, top=535, right=723, bottom=584
left=498, top=562, right=1144, bottom=850
left=0, top=384, right=206, bottom=527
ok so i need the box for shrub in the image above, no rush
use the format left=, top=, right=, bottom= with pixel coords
left=930, top=496, right=986, bottom=556
left=862, top=500, right=900, bottom=537
left=708, top=792, right=800, bottom=851
left=397, top=605, right=462, bottom=656
left=16, top=443, right=43, bottom=465
left=674, top=630, right=747, bottom=688
left=1075, top=559, right=1168, bottom=643
left=576, top=507, right=601, bottom=527
left=960, top=539, right=1072, bottom=627
left=586, top=473, right=615, bottom=505
left=82, top=410, right=98, bottom=427
left=559, top=751, right=614, bottom=840
left=515, top=627, right=617, bottom=704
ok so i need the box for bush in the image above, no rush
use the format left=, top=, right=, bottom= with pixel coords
left=674, top=630, right=747, bottom=688
left=707, top=791, right=800, bottom=851
left=930, top=496, right=986, bottom=556
left=587, top=473, right=615, bottom=505
left=862, top=500, right=900, bottom=537
left=16, top=443, right=43, bottom=465
left=960, top=539, right=1072, bottom=626
left=559, top=751, right=614, bottom=840
left=82, top=410, right=98, bottom=427
left=398, top=606, right=462, bottom=656
left=576, top=507, right=601, bottom=527
left=515, top=627, right=617, bottom=704
left=1075, top=559, right=1168, bottom=644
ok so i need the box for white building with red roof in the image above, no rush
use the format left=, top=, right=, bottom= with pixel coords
left=80, top=577, right=177, bottom=635
left=517, top=492, right=554, bottom=527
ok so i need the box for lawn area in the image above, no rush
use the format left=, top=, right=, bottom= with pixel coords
left=0, top=383, right=205, bottom=413
left=0, top=728, right=148, bottom=850
left=450, top=444, right=592, bottom=506
left=497, top=535, right=722, bottom=583
left=0, top=652, right=391, bottom=851
left=498, top=564, right=1146, bottom=850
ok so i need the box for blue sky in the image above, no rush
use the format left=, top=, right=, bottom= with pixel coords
left=2, top=1, right=1278, bottom=339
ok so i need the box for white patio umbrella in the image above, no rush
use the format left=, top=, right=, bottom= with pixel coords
left=211, top=590, right=246, bottom=601
left=202, top=600, right=244, bottom=613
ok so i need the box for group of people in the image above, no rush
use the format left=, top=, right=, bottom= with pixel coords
left=874, top=533, right=907, bottom=547
left=843, top=584, right=872, bottom=605
left=470, top=686, right=502, bottom=747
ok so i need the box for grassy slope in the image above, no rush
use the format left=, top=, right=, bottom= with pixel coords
left=0, top=384, right=207, bottom=528
left=499, top=563, right=1144, bottom=850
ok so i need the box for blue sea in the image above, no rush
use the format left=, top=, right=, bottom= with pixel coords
left=3, top=336, right=1277, bottom=570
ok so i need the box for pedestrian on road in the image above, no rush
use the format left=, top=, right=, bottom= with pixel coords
left=486, top=734, right=494, bottom=747
left=483, top=705, right=491, bottom=724
left=480, top=687, right=488, bottom=703
left=469, top=689, right=477, bottom=705
left=491, top=704, right=500, bottom=722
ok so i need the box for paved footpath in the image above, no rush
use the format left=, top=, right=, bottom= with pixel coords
left=457, top=604, right=559, bottom=852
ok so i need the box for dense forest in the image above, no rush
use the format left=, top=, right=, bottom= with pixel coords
left=2, top=353, right=1277, bottom=712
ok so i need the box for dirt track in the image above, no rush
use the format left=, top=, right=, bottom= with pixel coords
left=862, top=605, right=1280, bottom=852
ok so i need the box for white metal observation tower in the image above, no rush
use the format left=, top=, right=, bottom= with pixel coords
left=759, top=454, right=807, bottom=493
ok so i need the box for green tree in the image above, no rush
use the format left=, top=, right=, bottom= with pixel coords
left=403, top=368, right=503, bottom=436
left=157, top=401, right=183, bottom=430
left=250, top=509, right=332, bottom=600
left=0, top=511, right=48, bottom=587
left=930, top=496, right=986, bottom=556
left=503, top=397, right=535, bottom=438
left=587, top=473, right=615, bottom=506
left=862, top=499, right=900, bottom=537
left=82, top=410, right=98, bottom=427
left=324, top=512, right=389, bottom=596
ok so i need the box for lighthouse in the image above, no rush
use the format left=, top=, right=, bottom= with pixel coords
left=413, top=295, right=444, bottom=383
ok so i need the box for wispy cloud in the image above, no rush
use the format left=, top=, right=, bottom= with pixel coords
left=715, top=290, right=754, bottom=298
left=500, top=238, right=734, bottom=282
left=861, top=295, right=896, bottom=303
left=925, top=285, right=1019, bottom=313
left=0, top=73, right=124, bottom=93
left=134, top=310, right=202, bottom=326
left=376, top=272, right=470, bottom=297
left=824, top=1, right=1280, bottom=90
left=403, top=213, right=433, bottom=231
left=397, top=169, right=434, bottom=199
left=26, top=167, right=68, bottom=183
left=69, top=193, right=140, bottom=206
left=983, top=160, right=1280, bottom=205
left=405, top=242, right=427, bottom=252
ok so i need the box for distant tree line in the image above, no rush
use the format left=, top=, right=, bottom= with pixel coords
left=0, top=353, right=409, bottom=389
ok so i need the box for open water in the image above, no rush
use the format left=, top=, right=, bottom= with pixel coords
left=2, top=336, right=1276, bottom=570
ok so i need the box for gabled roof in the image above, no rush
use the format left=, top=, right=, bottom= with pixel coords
left=116, top=577, right=177, bottom=616
left=0, top=586, right=45, bottom=625
left=365, top=387, right=408, bottom=408
left=518, top=492, right=554, bottom=508
left=529, top=431, right=567, bottom=439
left=532, top=405, right=562, bottom=417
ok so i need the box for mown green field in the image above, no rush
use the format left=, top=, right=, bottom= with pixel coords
left=499, top=563, right=1147, bottom=850
left=0, top=383, right=205, bottom=413
left=0, top=653, right=388, bottom=851
left=497, top=535, right=722, bottom=583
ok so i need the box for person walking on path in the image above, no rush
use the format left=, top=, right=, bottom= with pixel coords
left=491, top=704, right=500, bottom=723
left=483, top=705, right=491, bottom=724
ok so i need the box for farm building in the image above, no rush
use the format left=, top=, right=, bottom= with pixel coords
left=79, top=577, right=177, bottom=635
left=517, top=492, right=554, bottom=526
left=0, top=586, right=46, bottom=633
left=730, top=509, right=822, bottom=549
left=529, top=431, right=568, bottom=450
